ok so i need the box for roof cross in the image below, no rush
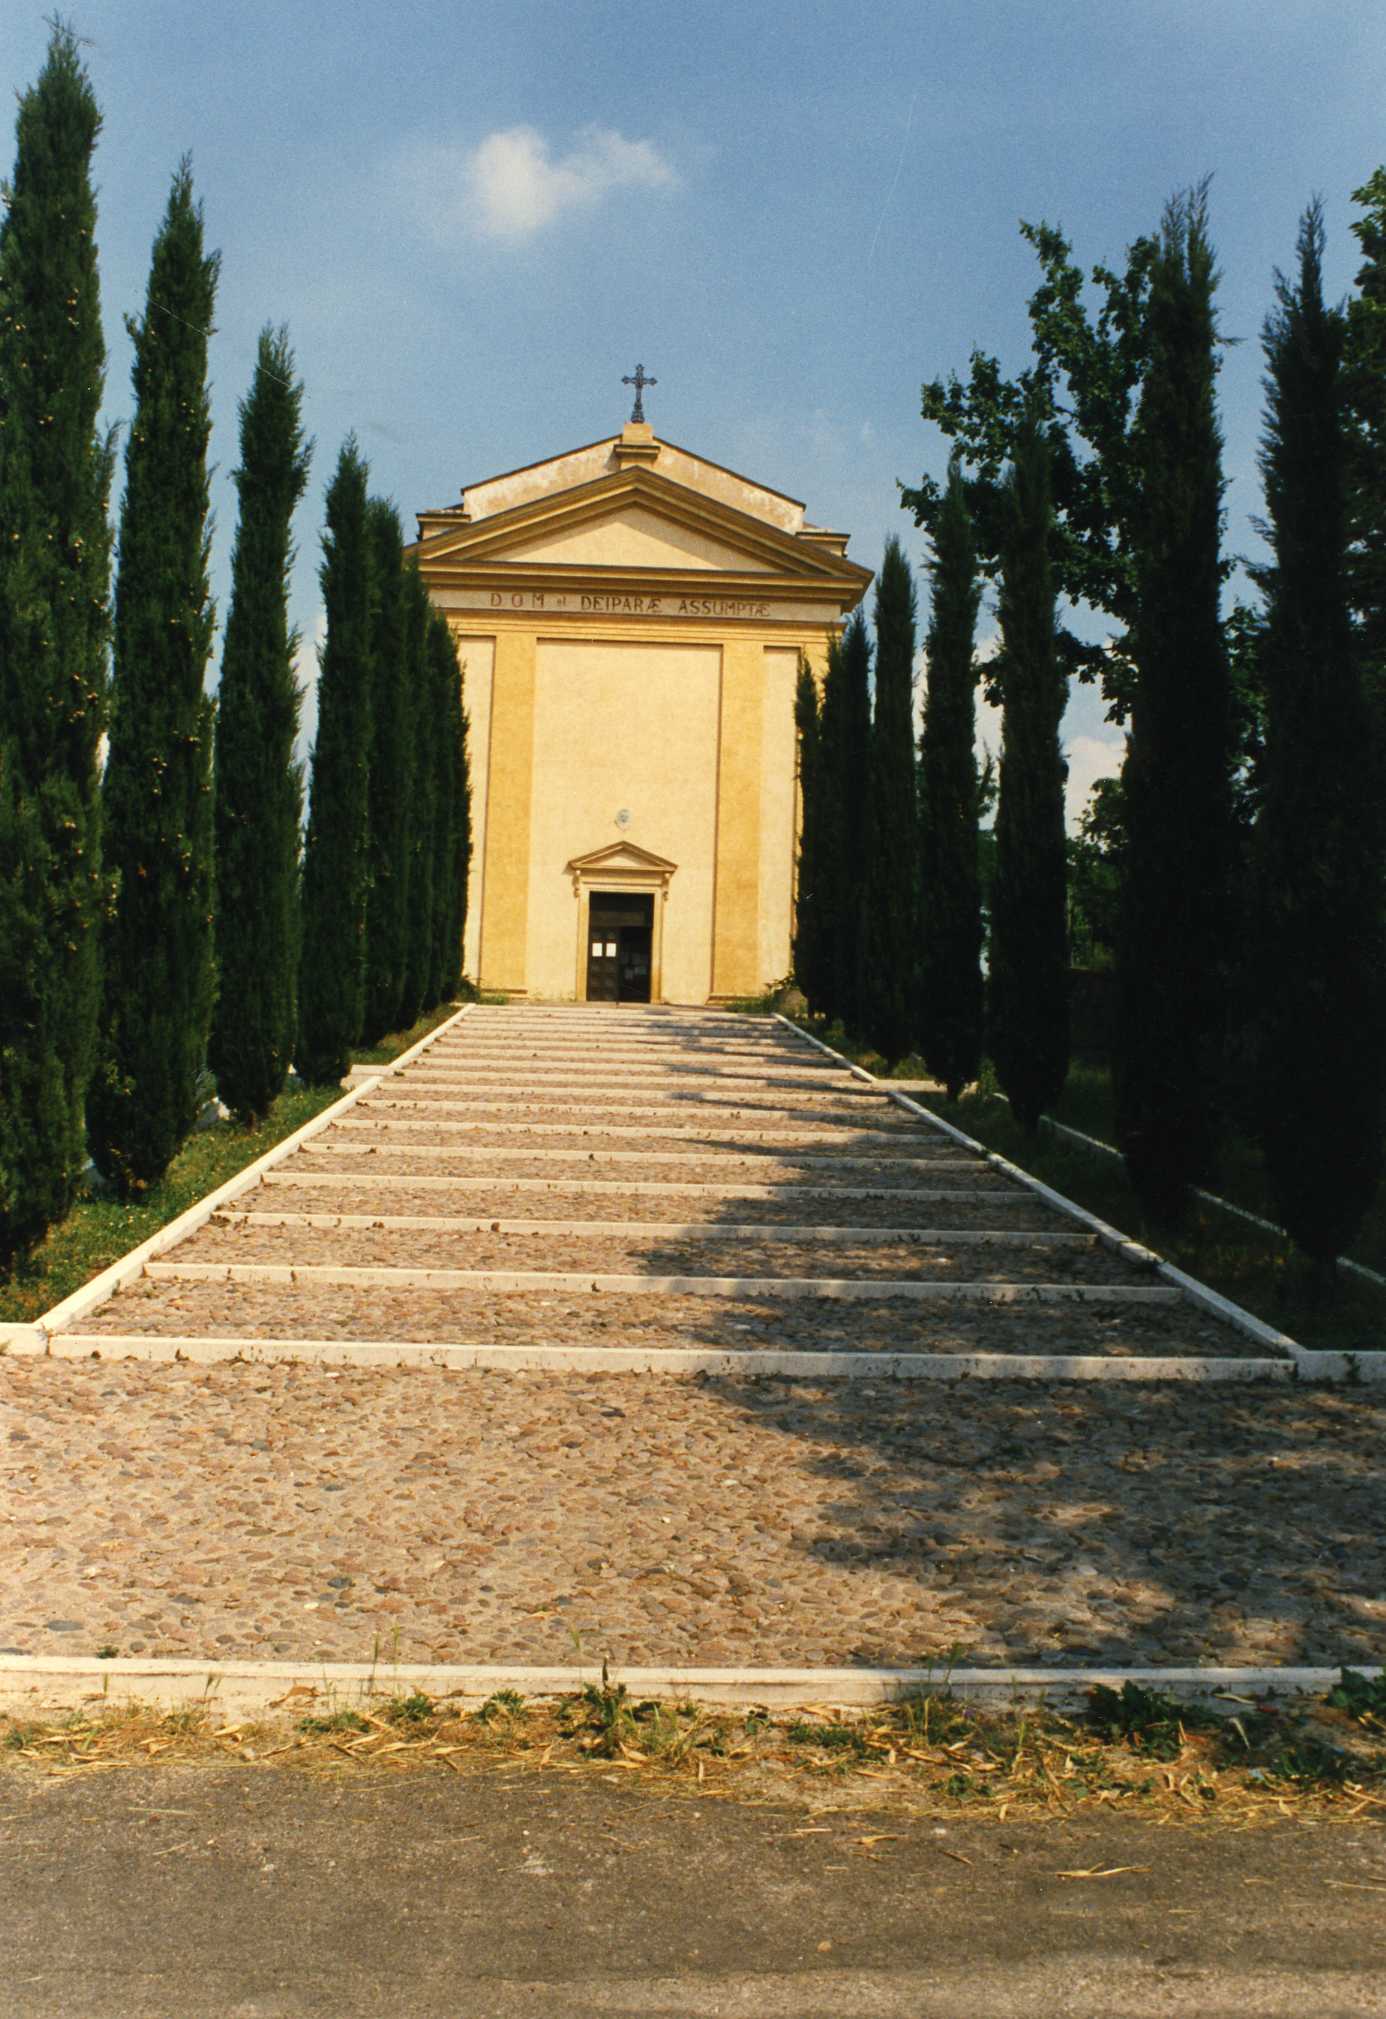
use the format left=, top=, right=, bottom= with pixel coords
left=621, top=363, right=656, bottom=424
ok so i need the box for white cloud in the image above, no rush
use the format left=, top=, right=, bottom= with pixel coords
left=398, top=125, right=677, bottom=244
left=1065, top=732, right=1125, bottom=832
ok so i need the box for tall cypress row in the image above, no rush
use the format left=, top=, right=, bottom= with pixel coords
left=361, top=499, right=410, bottom=1043
left=1255, top=203, right=1384, bottom=1268
left=988, top=404, right=1070, bottom=1133
left=791, top=657, right=827, bottom=1015
left=1345, top=168, right=1386, bottom=741
left=918, top=464, right=985, bottom=1101
left=0, top=26, right=113, bottom=1270
left=863, top=538, right=919, bottom=1067
left=210, top=328, right=310, bottom=1124
left=298, top=440, right=373, bottom=1085
left=1114, top=189, right=1231, bottom=1219
left=89, top=164, right=218, bottom=1191
left=396, top=563, right=435, bottom=1030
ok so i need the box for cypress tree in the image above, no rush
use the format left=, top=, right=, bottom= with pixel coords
left=361, top=498, right=410, bottom=1042
left=918, top=465, right=985, bottom=1100
left=863, top=538, right=918, bottom=1067
left=816, top=610, right=871, bottom=1035
left=1114, top=189, right=1232, bottom=1219
left=1345, top=168, right=1386, bottom=738
left=1254, top=202, right=1384, bottom=1268
left=791, top=657, right=827, bottom=1014
left=0, top=26, right=113, bottom=1270
left=425, top=608, right=469, bottom=1005
left=298, top=440, right=373, bottom=1084
left=209, top=328, right=310, bottom=1124
left=396, top=563, right=435, bottom=1030
left=88, top=163, right=218, bottom=1191
left=988, top=404, right=1070, bottom=1133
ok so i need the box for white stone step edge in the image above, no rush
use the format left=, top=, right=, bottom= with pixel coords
left=213, top=1211, right=1093, bottom=1245
left=1038, top=1113, right=1386, bottom=1294
left=259, top=1171, right=1035, bottom=1203
left=7, top=1654, right=1370, bottom=1718
left=296, top=1142, right=983, bottom=1171
left=23, top=1334, right=1292, bottom=1382
left=775, top=1015, right=1371, bottom=1378
left=335, top=1117, right=920, bottom=1143
left=0, top=1005, right=476, bottom=1358
left=140, top=1261, right=1180, bottom=1304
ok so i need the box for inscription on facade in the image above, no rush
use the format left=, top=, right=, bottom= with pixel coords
left=485, top=589, right=771, bottom=618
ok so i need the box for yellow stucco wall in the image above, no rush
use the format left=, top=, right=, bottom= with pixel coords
left=525, top=638, right=721, bottom=1001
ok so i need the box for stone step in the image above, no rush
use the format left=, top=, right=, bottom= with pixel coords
left=357, top=1094, right=904, bottom=1125
left=261, top=1169, right=1024, bottom=1203
left=295, top=1139, right=986, bottom=1172
left=144, top=1259, right=1179, bottom=1303
left=214, top=1210, right=1091, bottom=1245
left=72, top=1275, right=1253, bottom=1358
left=376, top=1077, right=881, bottom=1107
left=332, top=1117, right=936, bottom=1146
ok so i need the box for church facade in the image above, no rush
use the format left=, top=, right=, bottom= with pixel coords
left=409, top=416, right=870, bottom=1004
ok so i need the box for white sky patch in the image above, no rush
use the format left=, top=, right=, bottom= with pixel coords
left=1065, top=731, right=1125, bottom=832
left=399, top=125, right=678, bottom=243
left=293, top=608, right=328, bottom=773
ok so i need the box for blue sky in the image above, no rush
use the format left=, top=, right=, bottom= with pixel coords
left=4, top=0, right=1383, bottom=818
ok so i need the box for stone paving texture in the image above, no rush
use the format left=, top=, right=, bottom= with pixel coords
left=5, top=1002, right=1360, bottom=1673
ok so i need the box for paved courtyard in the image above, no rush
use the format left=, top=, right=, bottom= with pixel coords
left=4, top=1006, right=1381, bottom=1673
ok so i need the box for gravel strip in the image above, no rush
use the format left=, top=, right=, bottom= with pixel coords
left=6, top=1359, right=1378, bottom=1668
left=359, top=1095, right=906, bottom=1125
left=77, top=1275, right=1258, bottom=1354
left=174, top=1222, right=1138, bottom=1283
left=246, top=1180, right=1065, bottom=1230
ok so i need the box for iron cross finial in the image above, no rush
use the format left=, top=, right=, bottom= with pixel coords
left=622, top=363, right=656, bottom=424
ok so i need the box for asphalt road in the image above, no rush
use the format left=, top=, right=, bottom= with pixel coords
left=3, top=1762, right=1384, bottom=2018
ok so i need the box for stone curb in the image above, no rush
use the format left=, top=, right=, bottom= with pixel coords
left=141, top=1260, right=1182, bottom=1304
left=0, top=1007, right=473, bottom=1355
left=4, top=1654, right=1375, bottom=1717
left=32, top=1334, right=1294, bottom=1380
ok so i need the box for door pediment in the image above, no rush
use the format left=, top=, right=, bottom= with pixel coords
left=566, top=840, right=678, bottom=884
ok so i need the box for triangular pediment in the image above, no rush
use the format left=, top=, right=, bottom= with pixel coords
left=566, top=840, right=678, bottom=878
left=411, top=465, right=871, bottom=598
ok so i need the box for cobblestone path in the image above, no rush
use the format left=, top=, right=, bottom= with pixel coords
left=9, top=1005, right=1371, bottom=1676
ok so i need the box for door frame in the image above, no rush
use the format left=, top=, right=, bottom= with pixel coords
left=567, top=847, right=676, bottom=1004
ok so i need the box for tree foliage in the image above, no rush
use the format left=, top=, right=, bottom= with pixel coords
left=396, top=563, right=435, bottom=1030
left=863, top=538, right=918, bottom=1066
left=361, top=498, right=411, bottom=1043
left=791, top=656, right=828, bottom=1015
left=987, top=406, right=1070, bottom=1133
left=425, top=608, right=469, bottom=1005
left=1114, top=188, right=1232, bottom=1220
left=1345, top=166, right=1386, bottom=739
left=298, top=439, right=373, bottom=1084
left=918, top=467, right=985, bottom=1099
left=210, top=327, right=310, bottom=1124
left=88, top=163, right=218, bottom=1191
left=0, top=26, right=113, bottom=1269
left=1254, top=202, right=1384, bottom=1265
left=816, top=610, right=872, bottom=1034
left=902, top=219, right=1155, bottom=718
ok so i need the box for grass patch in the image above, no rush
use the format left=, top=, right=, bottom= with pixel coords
left=0, top=1005, right=461, bottom=1323
left=3, top=1677, right=1380, bottom=1822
